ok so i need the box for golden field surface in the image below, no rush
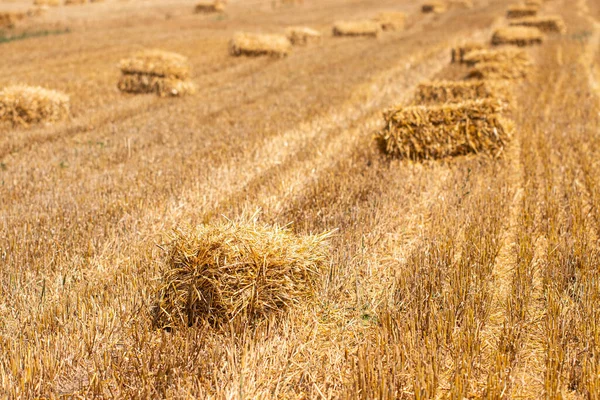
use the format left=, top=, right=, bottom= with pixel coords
left=1, top=0, right=600, bottom=397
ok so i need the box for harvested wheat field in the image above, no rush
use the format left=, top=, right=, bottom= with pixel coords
left=2, top=0, right=600, bottom=397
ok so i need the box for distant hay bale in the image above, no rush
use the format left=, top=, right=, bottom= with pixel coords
left=374, top=11, right=407, bottom=31
left=509, top=15, right=566, bottom=34
left=33, top=0, right=61, bottom=6
left=153, top=220, right=331, bottom=328
left=332, top=20, right=381, bottom=37
left=0, top=85, right=70, bottom=126
left=0, top=12, right=27, bottom=28
left=195, top=1, right=225, bottom=13
left=524, top=0, right=542, bottom=7
left=414, top=80, right=509, bottom=104
left=506, top=5, right=538, bottom=18
left=462, top=48, right=530, bottom=66
left=422, top=1, right=447, bottom=13
left=286, top=26, right=322, bottom=46
left=229, top=32, right=292, bottom=57
left=451, top=42, right=484, bottom=63
left=466, top=61, right=530, bottom=80
left=376, top=99, right=509, bottom=160
left=491, top=26, right=543, bottom=46
left=118, top=49, right=195, bottom=96
left=65, top=0, right=87, bottom=5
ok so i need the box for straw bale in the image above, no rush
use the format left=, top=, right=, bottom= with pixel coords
left=332, top=20, right=381, bottom=37
left=286, top=26, right=322, bottom=46
left=229, top=32, right=292, bottom=57
left=153, top=220, right=331, bottom=328
left=462, top=47, right=530, bottom=66
left=376, top=99, right=509, bottom=160
left=117, top=74, right=196, bottom=97
left=491, top=26, right=543, bottom=46
left=451, top=42, right=484, bottom=63
left=0, top=85, right=69, bottom=126
left=119, top=49, right=191, bottom=80
left=414, top=80, right=510, bottom=104
left=374, top=11, right=406, bottom=31
left=509, top=15, right=566, bottom=33
left=506, top=5, right=537, bottom=18
left=0, top=12, right=27, bottom=28
left=33, top=0, right=61, bottom=6
left=65, top=0, right=87, bottom=5
left=467, top=61, right=530, bottom=80
left=422, top=1, right=447, bottom=13
left=195, top=1, right=225, bottom=13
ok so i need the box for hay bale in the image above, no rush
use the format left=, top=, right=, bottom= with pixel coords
left=119, top=49, right=191, bottom=80
left=229, top=32, right=292, bottom=57
left=374, top=11, right=407, bottom=31
left=491, top=26, right=543, bottom=46
left=33, top=0, right=61, bottom=6
left=450, top=42, right=484, bottom=63
left=414, top=80, right=509, bottom=104
left=506, top=5, right=538, bottom=18
left=286, top=26, right=322, bottom=46
left=0, top=12, right=27, bottom=28
left=195, top=1, right=225, bottom=13
left=117, top=75, right=196, bottom=97
left=462, top=48, right=530, bottom=66
left=376, top=99, right=509, bottom=160
left=65, top=0, right=87, bottom=5
left=0, top=85, right=70, bottom=126
left=466, top=61, right=530, bottom=80
left=422, top=1, right=447, bottom=13
left=153, top=221, right=330, bottom=328
left=509, top=15, right=566, bottom=34
left=332, top=20, right=381, bottom=37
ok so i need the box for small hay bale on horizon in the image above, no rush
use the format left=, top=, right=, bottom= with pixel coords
left=466, top=61, right=530, bottom=80
left=374, top=11, right=407, bottom=31
left=491, top=26, right=543, bottom=46
left=0, top=85, right=70, bottom=126
left=422, top=1, right=447, bottom=13
left=332, top=20, right=381, bottom=37
left=414, top=80, right=510, bottom=104
left=0, top=12, right=27, bottom=28
left=506, top=4, right=538, bottom=18
left=65, top=0, right=87, bottom=5
left=153, top=220, right=331, bottom=329
left=376, top=99, right=510, bottom=160
left=118, top=49, right=196, bottom=96
left=462, top=47, right=530, bottom=66
left=509, top=15, right=566, bottom=34
left=195, top=1, right=225, bottom=13
left=451, top=42, right=484, bottom=63
left=286, top=26, right=322, bottom=46
left=229, top=32, right=292, bottom=57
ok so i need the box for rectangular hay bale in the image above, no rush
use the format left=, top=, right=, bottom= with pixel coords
left=509, top=15, right=567, bottom=34
left=422, top=1, right=447, bottom=13
left=229, top=32, right=292, bottom=57
left=376, top=99, right=509, bottom=160
left=0, top=85, right=69, bottom=126
left=332, top=20, right=381, bottom=37
left=117, top=74, right=196, bottom=97
left=195, top=1, right=225, bottom=13
left=414, top=80, right=510, bottom=104
left=119, top=49, right=191, bottom=80
left=506, top=5, right=538, bottom=18
left=451, top=42, right=485, bottom=63
left=286, top=26, right=322, bottom=45
left=462, top=48, right=530, bottom=66
left=466, top=61, right=530, bottom=80
left=491, top=26, right=543, bottom=46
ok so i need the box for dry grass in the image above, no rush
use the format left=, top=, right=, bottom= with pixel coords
left=451, top=42, right=485, bottom=63
left=194, top=1, right=225, bottom=14
left=373, top=11, right=407, bottom=31
left=414, top=80, right=510, bottom=104
left=376, top=99, right=510, bottom=159
left=0, top=85, right=69, bottom=126
left=229, top=32, right=292, bottom=57
left=422, top=1, right=447, bottom=13
left=509, top=15, right=567, bottom=33
left=332, top=20, right=381, bottom=37
left=491, top=26, right=544, bottom=46
left=506, top=4, right=538, bottom=18
left=153, top=219, right=331, bottom=329
left=286, top=26, right=322, bottom=46
left=462, top=47, right=530, bottom=66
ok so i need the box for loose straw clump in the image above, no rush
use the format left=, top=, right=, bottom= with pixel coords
left=286, top=26, right=322, bottom=46
left=451, top=42, right=484, bottom=63
left=153, top=220, right=331, bottom=328
left=422, top=1, right=447, bottom=13
left=506, top=4, right=538, bottom=18
left=374, top=11, right=406, bottom=31
left=414, top=80, right=510, bottom=105
left=509, top=15, right=567, bottom=34
left=229, top=32, right=292, bottom=57
left=332, top=20, right=381, bottom=37
left=0, top=85, right=69, bottom=126
left=117, top=49, right=196, bottom=97
left=376, top=99, right=510, bottom=160
left=491, top=26, right=543, bottom=46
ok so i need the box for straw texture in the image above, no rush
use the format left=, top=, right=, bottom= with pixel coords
left=0, top=85, right=70, bottom=126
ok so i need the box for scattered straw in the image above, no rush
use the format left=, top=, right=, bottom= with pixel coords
left=414, top=80, right=510, bottom=105
left=153, top=220, right=331, bottom=328
left=491, top=26, right=543, bottom=46
left=451, top=42, right=484, bottom=63
left=506, top=5, right=538, bottom=18
left=229, top=32, right=292, bottom=57
left=509, top=15, right=567, bottom=34
left=462, top=48, right=530, bottom=66
left=376, top=99, right=510, bottom=160
left=374, top=11, right=406, bottom=31
left=0, top=85, right=69, bottom=126
left=422, top=1, right=447, bottom=13
left=467, top=61, right=530, bottom=80
left=286, top=26, right=322, bottom=46
left=195, top=1, right=225, bottom=13
left=332, top=20, right=381, bottom=38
